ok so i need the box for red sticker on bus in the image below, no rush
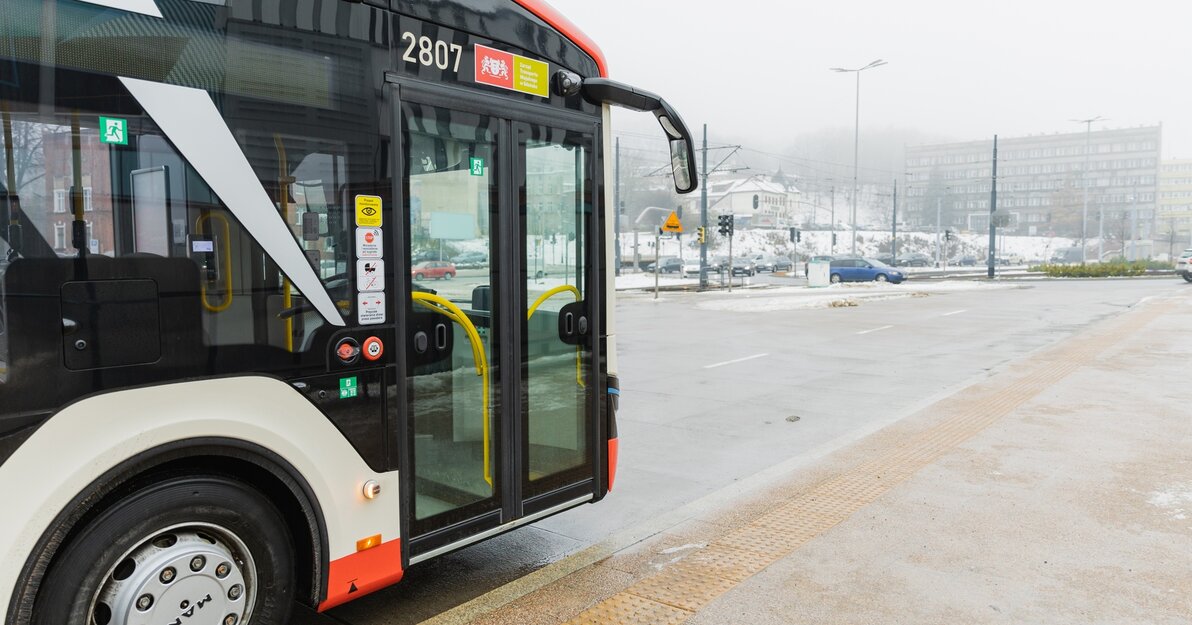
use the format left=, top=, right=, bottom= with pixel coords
left=475, top=45, right=514, bottom=90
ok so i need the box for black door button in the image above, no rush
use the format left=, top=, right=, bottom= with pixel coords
left=414, top=331, right=429, bottom=354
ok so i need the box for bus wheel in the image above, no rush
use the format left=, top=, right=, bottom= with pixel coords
left=33, top=477, right=294, bottom=625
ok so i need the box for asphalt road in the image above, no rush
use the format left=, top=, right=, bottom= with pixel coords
left=325, top=278, right=1183, bottom=624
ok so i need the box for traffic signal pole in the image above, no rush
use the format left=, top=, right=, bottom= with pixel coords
left=699, top=124, right=709, bottom=290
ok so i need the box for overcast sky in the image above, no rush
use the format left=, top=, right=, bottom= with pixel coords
left=549, top=0, right=1192, bottom=162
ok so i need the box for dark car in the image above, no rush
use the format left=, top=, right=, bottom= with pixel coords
left=895, top=253, right=932, bottom=267
left=451, top=251, right=488, bottom=269
left=952, top=255, right=979, bottom=267
left=828, top=257, right=907, bottom=284
left=645, top=256, right=683, bottom=273
left=872, top=253, right=895, bottom=266
left=754, top=255, right=794, bottom=272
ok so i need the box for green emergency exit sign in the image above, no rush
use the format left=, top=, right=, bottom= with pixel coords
left=339, top=376, right=358, bottom=399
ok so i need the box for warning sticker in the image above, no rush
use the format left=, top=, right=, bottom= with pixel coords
left=358, top=292, right=386, bottom=326
left=356, top=228, right=383, bottom=259
left=356, top=259, right=385, bottom=293
left=474, top=44, right=550, bottom=98
left=355, top=195, right=382, bottom=227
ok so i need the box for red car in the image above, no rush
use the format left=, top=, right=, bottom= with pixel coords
left=411, top=260, right=456, bottom=280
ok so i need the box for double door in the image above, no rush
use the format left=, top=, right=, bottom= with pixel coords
left=393, top=84, right=602, bottom=558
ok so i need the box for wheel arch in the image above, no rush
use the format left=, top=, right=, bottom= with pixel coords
left=1, top=376, right=401, bottom=622
left=7, top=438, right=329, bottom=624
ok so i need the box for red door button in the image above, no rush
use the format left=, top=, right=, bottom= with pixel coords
left=362, top=336, right=384, bottom=361
left=335, top=338, right=361, bottom=364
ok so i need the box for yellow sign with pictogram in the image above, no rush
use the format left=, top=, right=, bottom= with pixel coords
left=355, top=195, right=382, bottom=227
left=662, top=211, right=683, bottom=233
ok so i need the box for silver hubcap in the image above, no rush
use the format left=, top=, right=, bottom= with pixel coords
left=90, top=523, right=256, bottom=625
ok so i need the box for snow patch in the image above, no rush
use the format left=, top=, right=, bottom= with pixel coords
left=1148, top=485, right=1192, bottom=520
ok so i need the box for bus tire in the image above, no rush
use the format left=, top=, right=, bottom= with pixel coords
left=32, top=476, right=294, bottom=625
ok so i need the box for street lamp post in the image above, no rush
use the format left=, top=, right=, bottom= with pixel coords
left=832, top=59, right=887, bottom=256
left=1072, top=116, right=1106, bottom=263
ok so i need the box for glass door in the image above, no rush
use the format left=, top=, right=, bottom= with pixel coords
left=398, top=88, right=601, bottom=553
left=402, top=101, right=502, bottom=540
left=518, top=124, right=596, bottom=504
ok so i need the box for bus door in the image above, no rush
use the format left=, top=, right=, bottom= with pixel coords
left=515, top=122, right=598, bottom=515
left=396, top=86, right=600, bottom=559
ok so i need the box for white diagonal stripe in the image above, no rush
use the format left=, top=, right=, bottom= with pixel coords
left=120, top=77, right=345, bottom=327
left=76, top=0, right=163, bottom=18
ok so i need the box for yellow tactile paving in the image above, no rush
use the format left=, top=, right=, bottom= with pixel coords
left=552, top=297, right=1174, bottom=625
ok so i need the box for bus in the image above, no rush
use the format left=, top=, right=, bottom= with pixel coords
left=0, top=1, right=697, bottom=622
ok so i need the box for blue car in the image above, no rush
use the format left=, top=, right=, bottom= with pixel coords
left=829, top=257, right=907, bottom=284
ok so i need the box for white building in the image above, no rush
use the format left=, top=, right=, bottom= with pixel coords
left=685, top=173, right=799, bottom=228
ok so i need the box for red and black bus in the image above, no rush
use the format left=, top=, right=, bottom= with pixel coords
left=0, top=1, right=695, bottom=622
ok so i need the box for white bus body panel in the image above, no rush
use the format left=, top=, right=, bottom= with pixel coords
left=0, top=376, right=399, bottom=615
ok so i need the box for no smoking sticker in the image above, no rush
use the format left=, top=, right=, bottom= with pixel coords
left=356, top=228, right=383, bottom=259
left=358, top=293, right=386, bottom=325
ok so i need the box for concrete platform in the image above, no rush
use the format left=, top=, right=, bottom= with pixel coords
left=428, top=289, right=1192, bottom=624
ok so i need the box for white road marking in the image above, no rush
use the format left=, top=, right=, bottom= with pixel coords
left=856, top=325, right=894, bottom=335
left=704, top=353, right=769, bottom=369
left=942, top=309, right=968, bottom=317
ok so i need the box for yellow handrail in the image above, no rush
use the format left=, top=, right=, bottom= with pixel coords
left=527, top=285, right=581, bottom=320
left=274, top=135, right=295, bottom=353
left=411, top=292, right=493, bottom=486
left=196, top=213, right=234, bottom=312
left=526, top=285, right=585, bottom=388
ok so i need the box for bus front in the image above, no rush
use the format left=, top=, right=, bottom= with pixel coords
left=0, top=0, right=696, bottom=621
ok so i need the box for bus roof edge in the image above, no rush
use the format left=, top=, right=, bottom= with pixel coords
left=512, top=0, right=609, bottom=78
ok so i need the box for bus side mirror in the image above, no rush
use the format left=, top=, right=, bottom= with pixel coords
left=581, top=78, right=698, bottom=195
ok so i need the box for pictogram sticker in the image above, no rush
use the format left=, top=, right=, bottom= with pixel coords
left=355, top=195, right=382, bottom=227
left=358, top=292, right=386, bottom=326
left=356, top=228, right=383, bottom=259
left=356, top=259, right=385, bottom=293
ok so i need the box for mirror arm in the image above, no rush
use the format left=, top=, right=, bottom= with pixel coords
left=581, top=78, right=699, bottom=194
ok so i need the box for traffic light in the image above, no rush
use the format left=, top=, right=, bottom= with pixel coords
left=945, top=230, right=954, bottom=241
left=789, top=227, right=797, bottom=242
left=752, top=194, right=759, bottom=209
left=796, top=230, right=802, bottom=242
left=697, top=226, right=706, bottom=244
left=717, top=214, right=734, bottom=236
left=832, top=233, right=837, bottom=245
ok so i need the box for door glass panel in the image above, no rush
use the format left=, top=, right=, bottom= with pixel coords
left=523, top=130, right=592, bottom=491
left=404, top=104, right=500, bottom=529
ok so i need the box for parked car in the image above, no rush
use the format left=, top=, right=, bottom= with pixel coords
left=682, top=259, right=702, bottom=276
left=828, top=257, right=907, bottom=284
left=411, top=260, right=456, bottom=280
left=804, top=254, right=834, bottom=277
left=1176, top=249, right=1192, bottom=283
left=754, top=255, right=794, bottom=272
left=451, top=251, right=488, bottom=269
left=872, top=253, right=895, bottom=266
left=895, top=253, right=932, bottom=267
left=645, top=256, right=683, bottom=273
left=951, top=255, right=979, bottom=267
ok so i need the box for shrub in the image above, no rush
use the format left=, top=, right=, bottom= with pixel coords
left=1033, top=262, right=1152, bottom=278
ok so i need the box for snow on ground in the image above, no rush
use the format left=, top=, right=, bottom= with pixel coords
left=692, top=281, right=1018, bottom=313
left=619, top=229, right=1078, bottom=266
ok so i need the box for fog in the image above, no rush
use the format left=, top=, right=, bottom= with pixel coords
left=549, top=0, right=1192, bottom=166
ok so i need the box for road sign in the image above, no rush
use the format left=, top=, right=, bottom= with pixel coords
left=662, top=211, right=683, bottom=233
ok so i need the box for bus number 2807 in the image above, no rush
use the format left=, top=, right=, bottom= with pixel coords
left=401, top=33, right=463, bottom=73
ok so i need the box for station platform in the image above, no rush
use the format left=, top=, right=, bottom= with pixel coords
left=422, top=289, right=1192, bottom=624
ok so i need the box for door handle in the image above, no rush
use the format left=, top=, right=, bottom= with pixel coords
left=435, top=323, right=448, bottom=350
left=564, top=312, right=575, bottom=335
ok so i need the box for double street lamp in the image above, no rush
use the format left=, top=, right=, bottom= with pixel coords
left=831, top=59, right=888, bottom=256
left=1071, top=116, right=1106, bottom=263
